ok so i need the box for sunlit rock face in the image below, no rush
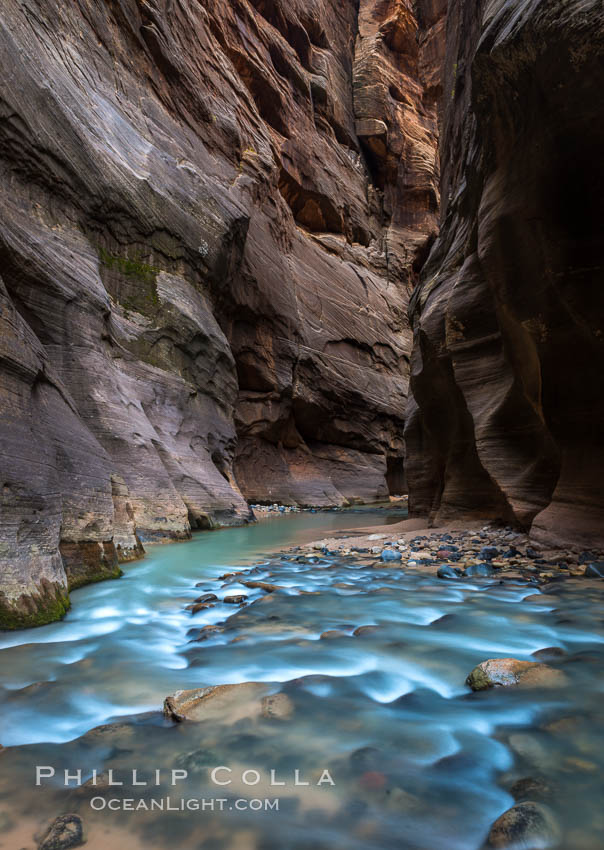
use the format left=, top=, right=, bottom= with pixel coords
left=406, top=0, right=604, bottom=547
left=0, top=0, right=444, bottom=623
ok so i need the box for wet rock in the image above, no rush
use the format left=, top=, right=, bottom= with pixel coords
left=485, top=802, right=560, bottom=849
left=466, top=659, right=567, bottom=691
left=38, top=814, right=84, bottom=850
left=243, top=581, right=281, bottom=593
left=479, top=547, right=500, bottom=561
left=584, top=562, right=604, bottom=578
left=320, top=630, right=349, bottom=640
left=353, top=625, right=380, bottom=637
left=464, top=563, right=494, bottom=577
left=510, top=777, right=554, bottom=803
left=191, top=624, right=223, bottom=642
left=194, top=593, right=218, bottom=603
left=531, top=647, right=566, bottom=662
left=164, top=682, right=270, bottom=722
left=380, top=549, right=402, bottom=563
left=437, top=565, right=462, bottom=580
left=223, top=595, right=247, bottom=604
left=260, top=693, right=294, bottom=721
left=190, top=602, right=215, bottom=614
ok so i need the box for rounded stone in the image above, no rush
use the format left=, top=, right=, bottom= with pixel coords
left=485, top=801, right=560, bottom=849
left=39, top=814, right=84, bottom=850
left=466, top=658, right=567, bottom=691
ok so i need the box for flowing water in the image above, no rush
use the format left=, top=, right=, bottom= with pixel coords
left=0, top=509, right=603, bottom=850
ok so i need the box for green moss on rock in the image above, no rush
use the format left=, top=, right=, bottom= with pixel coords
left=98, top=247, right=161, bottom=316
left=67, top=562, right=123, bottom=592
left=0, top=582, right=70, bottom=631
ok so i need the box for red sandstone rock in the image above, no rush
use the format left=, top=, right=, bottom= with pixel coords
left=406, top=0, right=604, bottom=548
left=0, top=0, right=446, bottom=624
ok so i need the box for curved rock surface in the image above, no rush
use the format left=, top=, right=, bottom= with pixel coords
left=406, top=0, right=604, bottom=548
left=0, top=0, right=445, bottom=624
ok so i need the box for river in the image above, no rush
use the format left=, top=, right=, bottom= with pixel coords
left=0, top=508, right=602, bottom=849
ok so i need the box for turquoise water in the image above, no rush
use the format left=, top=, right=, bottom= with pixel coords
left=0, top=510, right=603, bottom=849
left=0, top=509, right=406, bottom=746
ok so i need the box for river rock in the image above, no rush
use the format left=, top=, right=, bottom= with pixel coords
left=353, top=625, right=381, bottom=637
left=380, top=549, right=402, bottom=563
left=584, top=562, right=604, bottom=578
left=510, top=777, right=554, bottom=803
left=320, top=630, right=349, bottom=640
left=224, top=595, right=248, bottom=605
left=194, top=593, right=218, bottom=603
left=464, top=563, right=494, bottom=577
left=38, top=814, right=84, bottom=850
left=260, top=693, right=294, bottom=720
left=479, top=547, right=500, bottom=561
left=190, top=602, right=215, bottom=614
left=243, top=581, right=281, bottom=593
left=485, top=802, right=561, bottom=849
left=466, top=659, right=567, bottom=691
left=192, top=624, right=223, bottom=641
left=437, top=565, right=462, bottom=580
left=164, top=683, right=271, bottom=723
left=531, top=647, right=566, bottom=662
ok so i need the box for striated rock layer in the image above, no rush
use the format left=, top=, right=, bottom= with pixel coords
left=406, top=0, right=604, bottom=547
left=0, top=0, right=445, bottom=625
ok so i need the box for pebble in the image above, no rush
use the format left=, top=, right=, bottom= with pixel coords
left=380, top=548, right=402, bottom=562
left=224, top=595, right=247, bottom=604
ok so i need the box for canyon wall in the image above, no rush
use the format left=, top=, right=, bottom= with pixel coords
left=0, top=0, right=444, bottom=626
left=406, top=0, right=604, bottom=547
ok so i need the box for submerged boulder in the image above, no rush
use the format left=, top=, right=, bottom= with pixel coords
left=466, top=659, right=567, bottom=691
left=163, top=682, right=293, bottom=723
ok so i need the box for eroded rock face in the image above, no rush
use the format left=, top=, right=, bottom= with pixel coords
left=406, top=0, right=604, bottom=547
left=0, top=0, right=445, bottom=623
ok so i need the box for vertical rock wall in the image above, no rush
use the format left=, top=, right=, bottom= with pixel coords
left=0, top=0, right=445, bottom=626
left=406, top=0, right=604, bottom=547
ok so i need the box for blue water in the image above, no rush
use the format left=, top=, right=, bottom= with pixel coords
left=0, top=510, right=603, bottom=849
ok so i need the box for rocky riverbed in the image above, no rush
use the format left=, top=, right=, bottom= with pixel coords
left=0, top=515, right=602, bottom=850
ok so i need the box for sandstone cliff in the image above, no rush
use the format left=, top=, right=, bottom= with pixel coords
left=406, top=0, right=604, bottom=548
left=0, top=0, right=444, bottom=626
